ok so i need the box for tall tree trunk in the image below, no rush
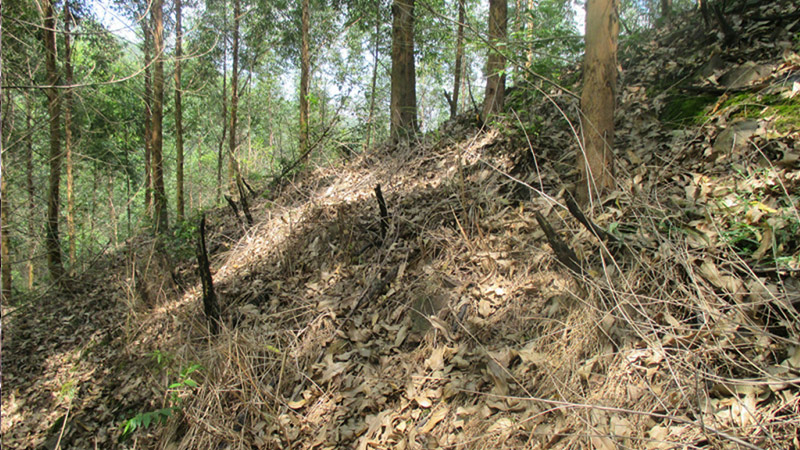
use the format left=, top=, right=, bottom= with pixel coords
left=151, top=0, right=169, bottom=233
left=108, top=174, right=118, bottom=244
left=229, top=0, right=241, bottom=197
left=216, top=19, right=228, bottom=205
left=143, top=22, right=153, bottom=217
left=64, top=0, right=77, bottom=266
left=43, top=0, right=65, bottom=283
left=175, top=0, right=185, bottom=221
left=482, top=0, right=507, bottom=122
left=1, top=25, right=11, bottom=300
left=365, top=5, right=381, bottom=151
left=525, top=0, right=535, bottom=69
left=661, top=0, right=672, bottom=23
left=451, top=0, right=465, bottom=119
left=299, top=0, right=310, bottom=155
left=390, top=0, right=418, bottom=142
left=25, top=94, right=36, bottom=290
left=578, top=0, right=619, bottom=204
left=1, top=167, right=10, bottom=303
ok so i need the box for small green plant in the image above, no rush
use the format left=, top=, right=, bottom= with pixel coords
left=119, top=363, right=203, bottom=442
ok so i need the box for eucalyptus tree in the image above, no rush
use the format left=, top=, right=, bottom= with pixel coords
left=578, top=0, right=619, bottom=204
left=42, top=0, right=66, bottom=282
left=64, top=0, right=77, bottom=265
left=450, top=0, right=466, bottom=118
left=152, top=0, right=169, bottom=232
left=299, top=0, right=310, bottom=154
left=482, top=0, right=506, bottom=122
left=176, top=0, right=186, bottom=221
left=390, top=0, right=418, bottom=141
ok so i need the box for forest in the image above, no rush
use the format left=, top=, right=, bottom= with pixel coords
left=2, top=0, right=800, bottom=448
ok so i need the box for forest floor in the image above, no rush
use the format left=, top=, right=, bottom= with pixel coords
left=4, top=2, right=800, bottom=449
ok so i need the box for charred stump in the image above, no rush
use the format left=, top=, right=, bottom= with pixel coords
left=196, top=213, right=220, bottom=334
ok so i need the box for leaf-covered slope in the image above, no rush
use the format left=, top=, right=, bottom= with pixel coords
left=3, top=2, right=800, bottom=449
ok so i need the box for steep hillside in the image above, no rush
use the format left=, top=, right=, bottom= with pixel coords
left=3, top=3, right=800, bottom=449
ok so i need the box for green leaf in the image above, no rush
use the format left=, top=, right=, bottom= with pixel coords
left=142, top=412, right=152, bottom=428
left=183, top=378, right=198, bottom=388
left=266, top=345, right=281, bottom=354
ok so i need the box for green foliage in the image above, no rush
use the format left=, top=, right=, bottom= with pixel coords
left=119, top=361, right=204, bottom=442
left=120, top=407, right=176, bottom=441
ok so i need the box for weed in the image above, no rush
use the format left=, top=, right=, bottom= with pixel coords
left=119, top=362, right=203, bottom=442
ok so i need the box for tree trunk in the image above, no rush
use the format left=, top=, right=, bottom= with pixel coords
left=525, top=0, right=535, bottom=69
left=2, top=45, right=12, bottom=300
left=25, top=94, right=36, bottom=290
left=64, top=0, right=77, bottom=266
left=229, top=0, right=240, bottom=197
left=698, top=0, right=710, bottom=27
left=175, top=0, right=185, bottom=221
left=143, top=21, right=153, bottom=217
left=365, top=5, right=381, bottom=150
left=451, top=0, right=466, bottom=119
left=151, top=0, right=169, bottom=233
left=108, top=175, right=118, bottom=244
left=482, top=0, right=507, bottom=122
left=216, top=20, right=228, bottom=205
left=43, top=0, right=66, bottom=283
left=390, top=0, right=418, bottom=142
left=299, top=0, right=310, bottom=155
left=661, top=0, right=672, bottom=23
left=1, top=165, right=11, bottom=303
left=577, top=0, right=619, bottom=204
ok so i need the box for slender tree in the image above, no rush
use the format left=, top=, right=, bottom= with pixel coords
left=578, top=0, right=619, bottom=204
left=1, top=169, right=10, bottom=303
left=25, top=94, right=36, bottom=289
left=151, top=0, right=169, bottom=232
left=299, top=0, right=310, bottom=154
left=661, top=0, right=672, bottom=23
left=64, top=0, right=77, bottom=265
left=365, top=4, right=381, bottom=150
left=43, top=0, right=66, bottom=282
left=229, top=0, right=241, bottom=196
left=142, top=20, right=153, bottom=217
left=216, top=6, right=229, bottom=205
left=175, top=0, right=185, bottom=221
left=482, top=0, right=507, bottom=122
left=451, top=0, right=466, bottom=119
left=1, top=12, right=10, bottom=301
left=390, top=0, right=418, bottom=142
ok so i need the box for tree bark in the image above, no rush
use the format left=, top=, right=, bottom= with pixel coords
left=64, top=0, right=77, bottom=266
left=482, top=0, right=507, bottom=122
left=299, top=0, right=310, bottom=155
left=25, top=94, right=36, bottom=290
left=661, top=0, right=672, bottom=23
left=151, top=0, right=169, bottom=233
left=577, top=0, right=619, bottom=204
left=175, top=0, right=185, bottom=221
left=451, top=0, right=466, bottom=119
left=143, top=21, right=153, bottom=217
left=365, top=5, right=381, bottom=150
left=196, top=214, right=219, bottom=334
left=390, top=0, right=418, bottom=142
left=2, top=38, right=13, bottom=300
left=43, top=0, right=66, bottom=283
left=216, top=18, right=228, bottom=206
left=1, top=164, right=11, bottom=302
left=229, top=0, right=240, bottom=197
